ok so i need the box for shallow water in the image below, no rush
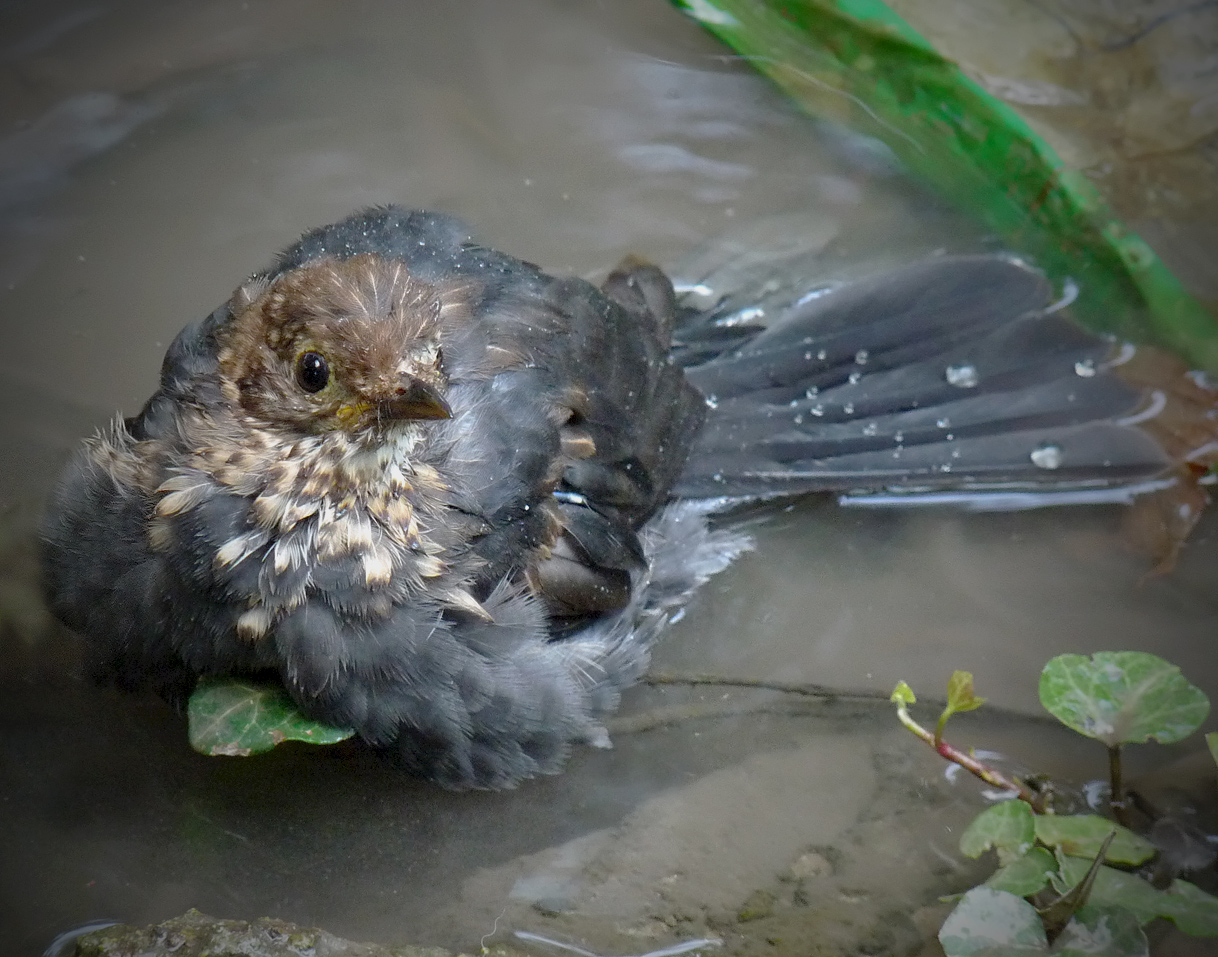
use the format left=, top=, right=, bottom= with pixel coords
left=1, top=2, right=1215, bottom=955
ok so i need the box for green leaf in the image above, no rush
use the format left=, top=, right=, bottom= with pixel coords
left=188, top=679, right=354, bottom=756
left=1054, top=856, right=1218, bottom=934
left=891, top=680, right=916, bottom=706
left=1208, top=732, right=1218, bottom=771
left=1052, top=857, right=1163, bottom=926
left=939, top=886, right=1048, bottom=956
left=1053, top=906, right=1148, bottom=957
left=1039, top=652, right=1210, bottom=747
left=669, top=0, right=1218, bottom=374
left=1161, top=881, right=1218, bottom=937
left=1034, top=815, right=1156, bottom=866
left=960, top=800, right=1036, bottom=863
left=946, top=671, right=986, bottom=715
left=938, top=670, right=987, bottom=739
left=985, top=846, right=1056, bottom=898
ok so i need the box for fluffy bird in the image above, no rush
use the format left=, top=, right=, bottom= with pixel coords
left=42, top=207, right=1172, bottom=788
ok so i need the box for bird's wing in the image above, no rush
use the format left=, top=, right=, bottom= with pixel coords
left=675, top=254, right=1174, bottom=501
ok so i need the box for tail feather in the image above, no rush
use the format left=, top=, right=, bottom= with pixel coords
left=673, top=254, right=1174, bottom=502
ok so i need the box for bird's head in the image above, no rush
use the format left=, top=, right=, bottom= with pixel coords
left=216, top=254, right=463, bottom=437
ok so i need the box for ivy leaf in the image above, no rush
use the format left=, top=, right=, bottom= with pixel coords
left=1054, top=855, right=1218, bottom=934
left=985, top=846, right=1056, bottom=898
left=960, top=800, right=1036, bottom=864
left=188, top=679, right=354, bottom=757
left=1039, top=652, right=1210, bottom=747
left=938, top=670, right=986, bottom=739
left=891, top=680, right=916, bottom=706
left=1053, top=906, right=1148, bottom=957
left=946, top=670, right=987, bottom=716
left=1160, top=880, right=1218, bottom=937
left=938, top=886, right=1048, bottom=956
left=1034, top=815, right=1156, bottom=866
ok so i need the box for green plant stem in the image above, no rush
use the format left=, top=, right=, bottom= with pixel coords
left=895, top=700, right=1047, bottom=811
left=1109, top=743, right=1130, bottom=827
left=934, top=711, right=949, bottom=749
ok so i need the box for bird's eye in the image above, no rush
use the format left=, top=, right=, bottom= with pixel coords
left=296, top=351, right=330, bottom=393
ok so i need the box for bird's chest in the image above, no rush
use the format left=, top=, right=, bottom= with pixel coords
left=155, top=425, right=464, bottom=637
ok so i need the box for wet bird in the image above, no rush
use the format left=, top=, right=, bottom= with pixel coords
left=42, top=206, right=1176, bottom=788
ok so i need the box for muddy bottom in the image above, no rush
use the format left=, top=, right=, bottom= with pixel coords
left=1, top=1, right=1215, bottom=956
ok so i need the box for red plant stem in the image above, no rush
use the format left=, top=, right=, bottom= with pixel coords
left=896, top=702, right=1046, bottom=811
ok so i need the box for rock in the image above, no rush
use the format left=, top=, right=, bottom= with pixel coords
left=736, top=890, right=776, bottom=922
left=786, top=851, right=833, bottom=881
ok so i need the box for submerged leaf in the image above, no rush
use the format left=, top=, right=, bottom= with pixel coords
left=985, top=847, right=1056, bottom=898
left=1039, top=652, right=1210, bottom=747
left=960, top=800, right=1036, bottom=863
left=188, top=679, right=354, bottom=756
left=939, top=886, right=1048, bottom=956
left=1034, top=815, right=1155, bottom=866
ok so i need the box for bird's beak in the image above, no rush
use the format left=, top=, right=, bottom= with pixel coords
left=380, top=377, right=452, bottom=420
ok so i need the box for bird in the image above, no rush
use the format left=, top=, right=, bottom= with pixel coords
left=40, top=206, right=1181, bottom=789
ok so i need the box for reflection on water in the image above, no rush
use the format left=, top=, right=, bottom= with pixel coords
left=0, top=1, right=1214, bottom=955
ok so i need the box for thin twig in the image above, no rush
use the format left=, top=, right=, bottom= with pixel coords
left=644, top=672, right=893, bottom=702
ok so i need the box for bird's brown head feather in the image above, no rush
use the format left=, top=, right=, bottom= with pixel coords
left=216, top=254, right=467, bottom=435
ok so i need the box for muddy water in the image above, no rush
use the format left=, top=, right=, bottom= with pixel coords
left=0, top=1, right=1215, bottom=955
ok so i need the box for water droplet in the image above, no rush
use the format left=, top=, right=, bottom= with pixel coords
left=810, top=404, right=825, bottom=417
left=796, top=287, right=832, bottom=306
left=804, top=351, right=813, bottom=361
left=794, top=414, right=804, bottom=425
left=1031, top=444, right=1063, bottom=470
left=951, top=449, right=960, bottom=459
left=805, top=386, right=819, bottom=399
left=843, top=402, right=855, bottom=415
left=1074, top=358, right=1097, bottom=378
left=789, top=399, right=799, bottom=407
left=939, top=463, right=953, bottom=473
left=848, top=371, right=862, bottom=385
left=817, top=349, right=827, bottom=361
left=945, top=364, right=979, bottom=388
left=712, top=472, right=724, bottom=482
left=862, top=422, right=878, bottom=436
left=893, top=431, right=904, bottom=443
left=705, top=394, right=719, bottom=409
left=945, top=433, right=954, bottom=441
left=854, top=349, right=869, bottom=365
left=936, top=417, right=950, bottom=429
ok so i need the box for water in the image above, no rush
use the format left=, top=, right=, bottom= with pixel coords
left=1, top=1, right=1215, bottom=955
